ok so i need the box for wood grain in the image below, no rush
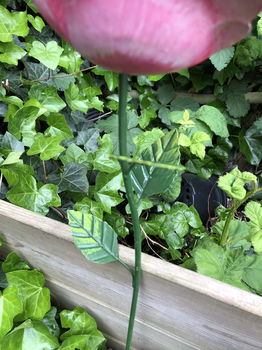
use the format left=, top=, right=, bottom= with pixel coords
left=0, top=200, right=262, bottom=350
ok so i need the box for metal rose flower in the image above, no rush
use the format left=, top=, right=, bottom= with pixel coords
left=32, top=0, right=262, bottom=74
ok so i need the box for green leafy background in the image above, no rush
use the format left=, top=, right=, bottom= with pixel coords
left=0, top=1, right=262, bottom=296
left=0, top=250, right=106, bottom=349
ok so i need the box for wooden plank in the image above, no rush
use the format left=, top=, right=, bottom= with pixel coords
left=0, top=200, right=262, bottom=350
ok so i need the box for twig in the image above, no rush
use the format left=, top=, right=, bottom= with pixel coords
left=87, top=111, right=112, bottom=122
left=174, top=92, right=262, bottom=104
left=140, top=225, right=168, bottom=251
left=29, top=65, right=97, bottom=83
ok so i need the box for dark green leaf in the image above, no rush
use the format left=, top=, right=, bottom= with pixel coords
left=41, top=307, right=60, bottom=338
left=243, top=256, right=262, bottom=293
left=94, top=172, right=124, bottom=213
left=131, top=129, right=180, bottom=198
left=240, top=118, right=262, bottom=166
left=49, top=163, right=89, bottom=193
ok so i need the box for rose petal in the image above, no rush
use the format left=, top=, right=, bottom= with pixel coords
left=32, top=0, right=262, bottom=74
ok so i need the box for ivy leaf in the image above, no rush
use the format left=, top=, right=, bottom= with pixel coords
left=161, top=172, right=182, bottom=202
left=68, top=211, right=119, bottom=264
left=218, top=167, right=257, bottom=200
left=93, top=66, right=118, bottom=91
left=41, top=307, right=60, bottom=338
left=94, top=172, right=124, bottom=213
left=27, top=15, right=45, bottom=32
left=60, top=307, right=97, bottom=339
left=46, top=73, right=76, bottom=92
left=0, top=151, right=23, bottom=166
left=0, top=132, right=25, bottom=153
left=28, top=85, right=66, bottom=113
left=0, top=319, right=59, bottom=350
left=6, top=175, right=61, bottom=215
left=23, top=62, right=50, bottom=81
left=0, top=6, right=29, bottom=42
left=104, top=209, right=129, bottom=238
left=138, top=109, right=157, bottom=129
left=8, top=107, right=39, bottom=140
left=27, top=134, right=65, bottom=160
left=0, top=286, right=23, bottom=338
left=2, top=252, right=30, bottom=273
left=1, top=163, right=34, bottom=186
left=74, top=197, right=104, bottom=219
left=64, top=83, right=89, bottom=113
left=131, top=129, right=181, bottom=198
left=133, top=128, right=164, bottom=157
left=0, top=42, right=26, bottom=65
left=59, top=333, right=106, bottom=350
left=60, top=144, right=93, bottom=169
left=59, top=307, right=106, bottom=349
left=45, top=113, right=73, bottom=140
left=75, top=128, right=100, bottom=153
left=6, top=270, right=51, bottom=321
left=49, top=163, right=89, bottom=193
left=96, top=112, right=141, bottom=154
left=126, top=197, right=153, bottom=217
left=195, top=105, right=229, bottom=137
left=29, top=40, right=63, bottom=70
left=93, top=134, right=120, bottom=173
left=170, top=202, right=203, bottom=236
left=58, top=41, right=83, bottom=73
left=209, top=47, right=235, bottom=71
left=244, top=201, right=262, bottom=253
left=240, top=118, right=262, bottom=166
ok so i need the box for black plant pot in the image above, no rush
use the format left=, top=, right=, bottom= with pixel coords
left=178, top=173, right=227, bottom=224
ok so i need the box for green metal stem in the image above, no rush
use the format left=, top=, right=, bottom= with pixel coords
left=118, top=74, right=142, bottom=350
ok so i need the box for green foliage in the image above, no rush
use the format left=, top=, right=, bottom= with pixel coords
left=29, top=41, right=63, bottom=70
left=0, top=0, right=262, bottom=300
left=209, top=47, right=235, bottom=71
left=6, top=175, right=61, bottom=215
left=193, top=239, right=250, bottom=290
left=131, top=129, right=180, bottom=198
left=218, top=167, right=257, bottom=200
left=240, top=118, right=262, bottom=166
left=0, top=252, right=106, bottom=349
left=244, top=201, right=262, bottom=253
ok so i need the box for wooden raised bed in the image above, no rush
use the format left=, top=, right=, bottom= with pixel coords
left=0, top=199, right=262, bottom=350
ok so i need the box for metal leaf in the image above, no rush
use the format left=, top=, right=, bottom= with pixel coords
left=68, top=210, right=119, bottom=264
left=130, top=129, right=180, bottom=198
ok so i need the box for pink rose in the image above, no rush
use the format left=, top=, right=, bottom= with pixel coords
left=32, top=0, right=262, bottom=75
